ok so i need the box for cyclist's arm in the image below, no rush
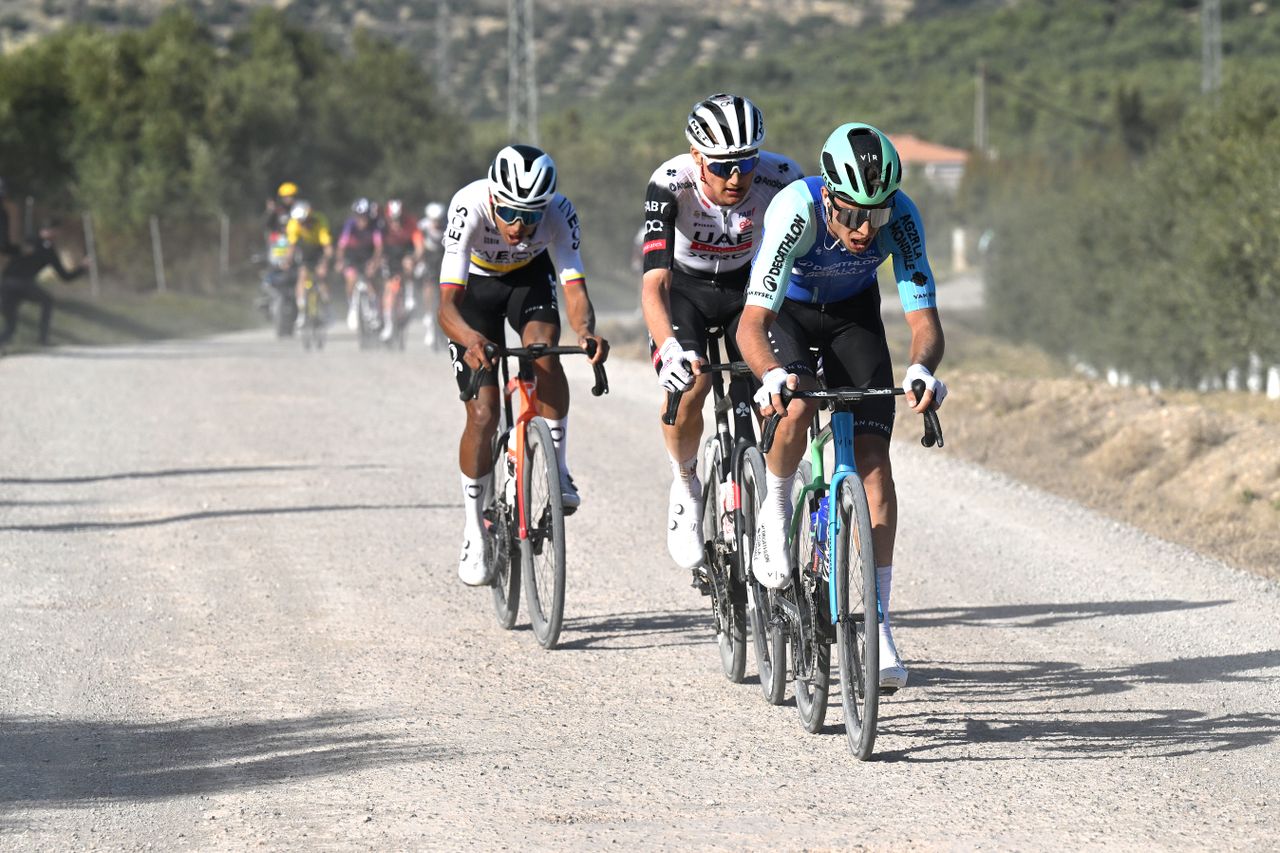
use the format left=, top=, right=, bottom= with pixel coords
left=639, top=176, right=680, bottom=345
left=739, top=182, right=817, bottom=378
left=437, top=285, right=492, bottom=370
left=882, top=192, right=944, bottom=406
left=546, top=196, right=606, bottom=364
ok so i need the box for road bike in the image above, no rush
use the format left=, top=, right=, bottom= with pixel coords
left=299, top=266, right=327, bottom=352
left=463, top=342, right=608, bottom=649
left=662, top=327, right=759, bottom=683
left=758, top=379, right=942, bottom=759
left=353, top=274, right=383, bottom=350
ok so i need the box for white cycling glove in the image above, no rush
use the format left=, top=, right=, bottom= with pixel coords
left=753, top=367, right=791, bottom=413
left=903, top=363, right=948, bottom=408
left=656, top=337, right=700, bottom=393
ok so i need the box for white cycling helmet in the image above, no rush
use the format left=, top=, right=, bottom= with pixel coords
left=685, top=92, right=765, bottom=158
left=424, top=201, right=445, bottom=220
left=488, top=144, right=557, bottom=209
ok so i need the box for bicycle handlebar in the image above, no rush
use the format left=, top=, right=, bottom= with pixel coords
left=758, top=379, right=944, bottom=453
left=460, top=341, right=610, bottom=402
left=660, top=360, right=753, bottom=426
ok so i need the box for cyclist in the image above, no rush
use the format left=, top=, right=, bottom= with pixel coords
left=379, top=199, right=424, bottom=342
left=265, top=181, right=298, bottom=236
left=736, top=122, right=947, bottom=691
left=418, top=202, right=446, bottom=348
left=641, top=92, right=803, bottom=574
left=286, top=201, right=333, bottom=319
left=438, top=144, right=609, bottom=586
left=337, top=198, right=384, bottom=331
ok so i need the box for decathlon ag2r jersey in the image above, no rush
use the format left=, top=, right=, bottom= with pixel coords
left=745, top=176, right=937, bottom=314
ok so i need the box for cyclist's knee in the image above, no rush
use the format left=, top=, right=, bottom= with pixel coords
left=465, top=399, right=500, bottom=435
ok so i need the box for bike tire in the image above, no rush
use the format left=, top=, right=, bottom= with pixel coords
left=740, top=447, right=787, bottom=705
left=791, top=460, right=831, bottom=734
left=521, top=418, right=567, bottom=649
left=701, top=440, right=746, bottom=683
left=490, top=436, right=522, bottom=629
left=835, top=475, right=879, bottom=760
left=489, top=506, right=521, bottom=629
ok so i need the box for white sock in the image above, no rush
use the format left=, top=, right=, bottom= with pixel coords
left=544, top=416, right=569, bottom=478
left=764, top=469, right=794, bottom=521
left=461, top=472, right=493, bottom=537
left=877, top=564, right=894, bottom=635
left=669, top=452, right=699, bottom=496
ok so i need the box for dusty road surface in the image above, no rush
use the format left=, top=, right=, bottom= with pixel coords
left=2, top=330, right=1278, bottom=850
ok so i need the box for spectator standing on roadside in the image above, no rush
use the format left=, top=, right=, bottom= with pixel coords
left=0, top=218, right=89, bottom=351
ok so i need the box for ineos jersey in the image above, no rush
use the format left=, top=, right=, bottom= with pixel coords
left=439, top=179, right=584, bottom=288
left=641, top=151, right=803, bottom=288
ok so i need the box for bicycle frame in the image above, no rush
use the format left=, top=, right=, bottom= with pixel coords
left=787, top=410, right=872, bottom=628
left=497, top=355, right=540, bottom=541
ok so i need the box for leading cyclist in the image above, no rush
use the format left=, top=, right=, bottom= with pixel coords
left=736, top=122, right=948, bottom=691
left=438, top=144, right=609, bottom=586
left=641, top=92, right=803, bottom=576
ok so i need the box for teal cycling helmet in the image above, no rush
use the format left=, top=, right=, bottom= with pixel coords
left=819, top=122, right=901, bottom=207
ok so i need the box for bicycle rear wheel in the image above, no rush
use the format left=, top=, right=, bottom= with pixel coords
left=835, top=475, right=879, bottom=760
left=791, top=460, right=831, bottom=734
left=521, top=418, right=566, bottom=649
left=701, top=440, right=746, bottom=683
left=740, top=447, right=787, bottom=705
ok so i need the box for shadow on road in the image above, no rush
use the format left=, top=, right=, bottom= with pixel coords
left=892, top=599, right=1230, bottom=630
left=556, top=609, right=709, bottom=651
left=0, top=463, right=385, bottom=486
left=874, top=648, right=1280, bottom=762
left=0, top=502, right=460, bottom=533
left=0, top=712, right=447, bottom=816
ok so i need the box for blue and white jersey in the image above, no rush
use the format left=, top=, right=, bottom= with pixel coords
left=745, top=176, right=937, bottom=313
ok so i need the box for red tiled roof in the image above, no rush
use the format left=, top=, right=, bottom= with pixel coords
left=889, top=134, right=969, bottom=165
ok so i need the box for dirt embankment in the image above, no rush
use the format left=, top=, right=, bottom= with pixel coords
left=916, top=372, right=1280, bottom=579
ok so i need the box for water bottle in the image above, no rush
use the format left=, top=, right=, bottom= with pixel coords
left=810, top=495, right=831, bottom=576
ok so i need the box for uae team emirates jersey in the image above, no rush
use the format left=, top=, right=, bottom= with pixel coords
left=641, top=151, right=803, bottom=288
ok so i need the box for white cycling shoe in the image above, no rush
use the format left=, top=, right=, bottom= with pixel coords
left=879, top=628, right=909, bottom=691
left=751, top=509, right=791, bottom=590
left=560, top=472, right=581, bottom=513
left=379, top=323, right=394, bottom=342
left=457, top=532, right=493, bottom=587
left=346, top=301, right=358, bottom=332
left=667, top=478, right=704, bottom=570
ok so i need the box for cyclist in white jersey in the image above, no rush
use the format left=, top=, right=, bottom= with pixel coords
left=737, top=123, right=948, bottom=690
left=438, top=144, right=609, bottom=586
left=641, top=93, right=803, bottom=574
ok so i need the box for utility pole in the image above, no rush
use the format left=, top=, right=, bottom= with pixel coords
left=436, top=0, right=451, bottom=105
left=507, top=0, right=538, bottom=144
left=1201, top=0, right=1222, bottom=101
left=974, top=60, right=988, bottom=157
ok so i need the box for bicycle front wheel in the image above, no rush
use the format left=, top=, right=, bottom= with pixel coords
left=521, top=418, right=567, bottom=649
left=740, top=447, right=787, bottom=705
left=702, top=440, right=746, bottom=683
left=835, top=475, right=879, bottom=760
left=791, top=460, right=831, bottom=734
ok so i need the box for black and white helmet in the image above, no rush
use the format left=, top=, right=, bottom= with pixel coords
left=685, top=93, right=765, bottom=158
left=488, top=144, right=557, bottom=209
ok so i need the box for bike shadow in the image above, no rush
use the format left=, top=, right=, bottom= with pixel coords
left=0, top=711, right=448, bottom=823
left=873, top=647, right=1280, bottom=762
left=892, top=598, right=1230, bottom=631
left=555, top=608, right=709, bottom=651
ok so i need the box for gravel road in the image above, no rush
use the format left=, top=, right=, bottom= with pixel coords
left=1, top=330, right=1278, bottom=850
